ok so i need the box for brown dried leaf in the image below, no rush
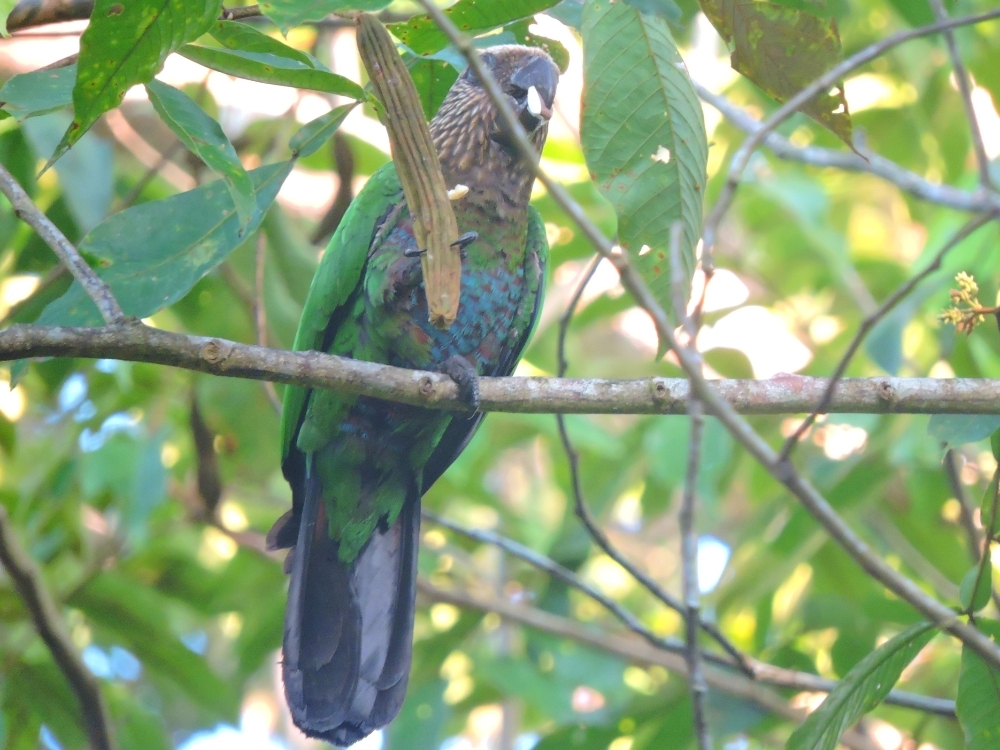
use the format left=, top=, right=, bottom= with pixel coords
left=699, top=0, right=853, bottom=146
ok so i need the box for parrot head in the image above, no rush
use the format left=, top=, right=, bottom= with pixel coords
left=431, top=45, right=559, bottom=192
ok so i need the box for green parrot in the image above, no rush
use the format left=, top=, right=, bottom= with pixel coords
left=267, top=45, right=559, bottom=744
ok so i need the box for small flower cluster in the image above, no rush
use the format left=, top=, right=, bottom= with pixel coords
left=940, top=272, right=994, bottom=335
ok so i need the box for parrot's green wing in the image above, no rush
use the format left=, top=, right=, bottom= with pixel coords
left=280, top=163, right=402, bottom=466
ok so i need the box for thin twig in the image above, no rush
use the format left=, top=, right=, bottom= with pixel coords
left=945, top=450, right=987, bottom=564
left=414, top=0, right=1000, bottom=671
left=695, top=82, right=1000, bottom=215
left=0, top=506, right=115, bottom=750
left=670, top=221, right=711, bottom=749
left=254, top=235, right=282, bottom=413
left=115, top=140, right=185, bottom=212
left=927, top=0, right=994, bottom=191
left=553, top=236, right=751, bottom=674
left=419, top=578, right=953, bottom=737
left=701, top=6, right=1000, bottom=271
left=779, top=211, right=999, bottom=460
left=0, top=164, right=125, bottom=324
left=422, top=511, right=732, bottom=669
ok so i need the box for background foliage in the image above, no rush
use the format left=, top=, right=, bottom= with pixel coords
left=0, top=0, right=998, bottom=749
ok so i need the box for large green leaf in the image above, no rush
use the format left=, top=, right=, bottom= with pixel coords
left=37, top=161, right=293, bottom=326
left=50, top=0, right=223, bottom=167
left=178, top=43, right=366, bottom=99
left=787, top=622, right=937, bottom=750
left=145, top=79, right=256, bottom=228
left=698, top=0, right=852, bottom=145
left=259, top=0, right=391, bottom=33
left=959, top=620, right=1000, bottom=750
left=581, top=0, right=706, bottom=340
left=960, top=554, right=993, bottom=613
left=0, top=64, right=75, bottom=120
left=388, top=0, right=562, bottom=54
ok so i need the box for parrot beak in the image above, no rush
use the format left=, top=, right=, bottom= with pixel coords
left=510, top=55, right=558, bottom=127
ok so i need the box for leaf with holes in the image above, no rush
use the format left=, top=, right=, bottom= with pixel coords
left=178, top=43, right=366, bottom=99
left=145, top=79, right=256, bottom=229
left=389, top=0, right=562, bottom=55
left=258, top=0, right=392, bottom=34
left=581, top=0, right=706, bottom=348
left=49, top=0, right=223, bottom=169
left=787, top=622, right=936, bottom=750
left=699, top=0, right=852, bottom=145
left=37, top=161, right=293, bottom=327
left=958, top=619, right=1000, bottom=750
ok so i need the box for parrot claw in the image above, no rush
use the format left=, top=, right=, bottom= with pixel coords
left=403, top=246, right=426, bottom=258
left=441, top=355, right=480, bottom=413
left=451, top=231, right=478, bottom=260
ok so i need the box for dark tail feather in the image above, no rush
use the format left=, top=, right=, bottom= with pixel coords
left=276, top=462, right=419, bottom=746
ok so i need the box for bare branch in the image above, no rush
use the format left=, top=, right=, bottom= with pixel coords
left=7, top=0, right=92, bottom=32
left=695, top=82, right=1000, bottom=215
left=0, top=165, right=126, bottom=324
left=419, top=578, right=953, bottom=735
left=10, top=325, right=1000, bottom=416
left=927, top=0, right=994, bottom=191
left=780, top=211, right=998, bottom=459
left=701, top=6, right=1000, bottom=269
left=423, top=511, right=733, bottom=669
left=945, top=449, right=984, bottom=564
left=0, top=506, right=115, bottom=750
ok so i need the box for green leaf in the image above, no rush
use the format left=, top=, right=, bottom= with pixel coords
left=405, top=51, right=461, bottom=120
left=23, top=111, right=113, bottom=233
left=37, top=161, right=293, bottom=327
left=259, top=0, right=391, bottom=33
left=698, top=0, right=853, bottom=145
left=623, top=0, right=682, bottom=23
left=787, top=621, right=936, bottom=750
left=145, top=79, right=256, bottom=228
left=50, top=0, right=223, bottom=168
left=960, top=554, right=993, bottom=613
left=0, top=64, right=75, bottom=120
left=581, top=0, right=706, bottom=345
left=207, top=19, right=317, bottom=67
left=991, top=427, right=1000, bottom=461
left=507, top=18, right=570, bottom=73
left=388, top=0, right=562, bottom=54
left=958, top=619, right=1000, bottom=750
left=178, top=43, right=366, bottom=99
left=928, top=415, right=1000, bottom=448
left=290, top=103, right=355, bottom=158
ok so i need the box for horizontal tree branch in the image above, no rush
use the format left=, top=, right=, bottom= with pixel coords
left=0, top=323, right=997, bottom=414
left=695, top=82, right=1000, bottom=215
left=6, top=323, right=1000, bottom=415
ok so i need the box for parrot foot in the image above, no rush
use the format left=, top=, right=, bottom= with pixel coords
left=441, top=355, right=480, bottom=413
left=451, top=231, right=478, bottom=260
